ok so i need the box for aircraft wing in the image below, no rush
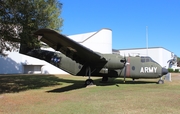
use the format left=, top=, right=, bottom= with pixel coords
left=34, top=28, right=107, bottom=65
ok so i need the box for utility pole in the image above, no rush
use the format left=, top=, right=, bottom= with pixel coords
left=146, top=26, right=148, bottom=56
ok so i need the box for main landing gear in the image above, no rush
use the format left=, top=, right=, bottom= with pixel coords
left=85, top=79, right=94, bottom=86
left=84, top=67, right=109, bottom=86
left=85, top=67, right=94, bottom=86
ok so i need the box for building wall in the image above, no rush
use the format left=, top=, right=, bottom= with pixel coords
left=0, top=52, right=67, bottom=74
left=69, top=28, right=112, bottom=54
left=119, top=47, right=177, bottom=69
left=161, top=48, right=170, bottom=68
left=0, top=52, right=23, bottom=74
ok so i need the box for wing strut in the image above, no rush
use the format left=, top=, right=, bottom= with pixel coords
left=86, top=66, right=91, bottom=79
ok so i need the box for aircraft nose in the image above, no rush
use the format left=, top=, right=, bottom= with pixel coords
left=162, top=68, right=168, bottom=75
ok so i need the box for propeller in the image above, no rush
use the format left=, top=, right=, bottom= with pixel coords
left=122, top=55, right=130, bottom=83
left=123, top=55, right=127, bottom=83
left=120, top=54, right=130, bottom=83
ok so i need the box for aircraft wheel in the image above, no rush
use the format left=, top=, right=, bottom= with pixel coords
left=157, top=80, right=164, bottom=84
left=85, top=79, right=94, bottom=86
left=102, top=76, right=108, bottom=82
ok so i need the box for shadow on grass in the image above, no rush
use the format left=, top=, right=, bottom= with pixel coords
left=0, top=74, right=158, bottom=94
left=47, top=78, right=157, bottom=93
left=95, top=78, right=157, bottom=86
left=0, top=74, right=63, bottom=94
left=0, top=74, right=89, bottom=94
left=47, top=83, right=85, bottom=93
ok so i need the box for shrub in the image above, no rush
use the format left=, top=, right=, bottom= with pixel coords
left=174, top=69, right=179, bottom=72
left=168, top=68, right=174, bottom=72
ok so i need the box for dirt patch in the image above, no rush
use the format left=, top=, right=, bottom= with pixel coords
left=171, top=73, right=180, bottom=80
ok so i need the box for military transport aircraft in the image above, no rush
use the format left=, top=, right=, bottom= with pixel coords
left=21, top=28, right=168, bottom=86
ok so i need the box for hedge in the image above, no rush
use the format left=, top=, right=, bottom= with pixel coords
left=168, top=68, right=179, bottom=73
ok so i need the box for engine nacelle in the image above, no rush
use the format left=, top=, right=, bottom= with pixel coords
left=104, top=58, right=124, bottom=69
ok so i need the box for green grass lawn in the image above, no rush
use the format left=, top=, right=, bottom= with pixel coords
left=0, top=73, right=180, bottom=114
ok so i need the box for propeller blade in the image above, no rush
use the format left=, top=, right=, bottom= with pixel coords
left=123, top=56, right=127, bottom=83
left=124, top=63, right=127, bottom=83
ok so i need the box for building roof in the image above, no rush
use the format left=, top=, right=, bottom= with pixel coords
left=116, top=47, right=173, bottom=53
left=68, top=28, right=112, bottom=43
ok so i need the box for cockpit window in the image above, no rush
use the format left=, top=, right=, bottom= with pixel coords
left=141, top=56, right=152, bottom=63
left=140, top=56, right=160, bottom=65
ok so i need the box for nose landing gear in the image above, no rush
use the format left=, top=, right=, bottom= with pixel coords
left=157, top=79, right=164, bottom=84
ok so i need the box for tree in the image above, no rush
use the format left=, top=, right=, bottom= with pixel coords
left=0, top=0, right=22, bottom=56
left=177, top=57, right=180, bottom=67
left=0, top=0, right=63, bottom=55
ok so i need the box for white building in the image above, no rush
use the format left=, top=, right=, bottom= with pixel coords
left=0, top=28, right=112, bottom=74
left=117, top=47, right=177, bottom=69
left=69, top=28, right=112, bottom=54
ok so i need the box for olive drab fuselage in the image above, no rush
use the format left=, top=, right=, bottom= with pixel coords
left=28, top=49, right=163, bottom=79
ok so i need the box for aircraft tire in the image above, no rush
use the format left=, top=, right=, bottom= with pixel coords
left=85, top=79, right=94, bottom=86
left=157, top=80, right=164, bottom=84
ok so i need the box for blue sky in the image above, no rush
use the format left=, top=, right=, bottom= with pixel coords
left=60, top=0, right=180, bottom=56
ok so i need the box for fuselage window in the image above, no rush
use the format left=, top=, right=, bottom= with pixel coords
left=146, top=58, right=150, bottom=62
left=141, top=58, right=145, bottom=62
